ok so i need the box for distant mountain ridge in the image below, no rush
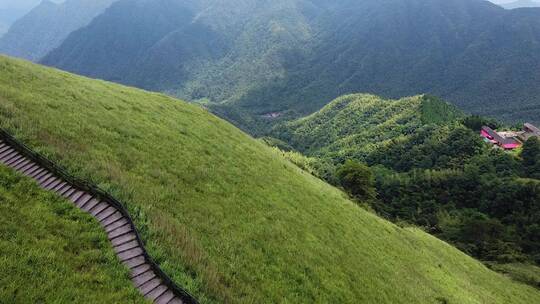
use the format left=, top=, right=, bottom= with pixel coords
left=0, top=23, right=7, bottom=37
left=0, top=8, right=26, bottom=37
left=0, top=0, right=116, bottom=61
left=37, top=0, right=540, bottom=130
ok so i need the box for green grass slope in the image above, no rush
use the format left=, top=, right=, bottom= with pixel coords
left=0, top=166, right=145, bottom=303
left=0, top=56, right=539, bottom=303
left=272, top=94, right=463, bottom=163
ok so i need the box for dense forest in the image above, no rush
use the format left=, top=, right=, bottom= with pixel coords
left=270, top=94, right=540, bottom=287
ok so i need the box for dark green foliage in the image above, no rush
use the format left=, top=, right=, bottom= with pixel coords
left=462, top=115, right=500, bottom=132
left=375, top=169, right=540, bottom=264
left=337, top=161, right=376, bottom=202
left=275, top=92, right=540, bottom=275
left=272, top=94, right=439, bottom=163
left=272, top=94, right=468, bottom=170
left=369, top=127, right=540, bottom=266
left=370, top=126, right=540, bottom=266
left=368, top=125, right=484, bottom=172
left=420, top=95, right=464, bottom=125
left=522, top=137, right=540, bottom=179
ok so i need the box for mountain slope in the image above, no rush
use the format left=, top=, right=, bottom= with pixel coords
left=0, top=166, right=144, bottom=303
left=271, top=93, right=540, bottom=272
left=0, top=0, right=116, bottom=61
left=272, top=94, right=463, bottom=163
left=42, top=0, right=202, bottom=83
left=2, top=56, right=540, bottom=303
left=40, top=0, right=540, bottom=129
left=42, top=0, right=316, bottom=98
left=250, top=0, right=540, bottom=124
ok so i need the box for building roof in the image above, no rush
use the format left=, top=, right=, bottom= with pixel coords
left=481, top=126, right=521, bottom=146
left=524, top=123, right=540, bottom=135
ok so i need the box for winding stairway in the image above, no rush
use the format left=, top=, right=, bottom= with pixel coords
left=0, top=133, right=198, bottom=304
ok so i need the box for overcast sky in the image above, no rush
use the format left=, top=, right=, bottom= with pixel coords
left=487, top=0, right=539, bottom=3
left=0, top=0, right=64, bottom=11
left=489, top=0, right=515, bottom=3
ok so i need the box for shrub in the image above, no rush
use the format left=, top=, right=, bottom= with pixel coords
left=336, top=160, right=376, bottom=202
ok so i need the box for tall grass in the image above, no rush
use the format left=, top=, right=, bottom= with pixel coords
left=0, top=55, right=539, bottom=303
left=0, top=166, right=146, bottom=303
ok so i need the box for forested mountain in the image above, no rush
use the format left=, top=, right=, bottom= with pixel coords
left=272, top=94, right=463, bottom=162
left=38, top=0, right=540, bottom=131
left=265, top=0, right=540, bottom=125
left=41, top=0, right=209, bottom=85
left=0, top=0, right=116, bottom=61
left=270, top=93, right=540, bottom=287
left=42, top=0, right=316, bottom=99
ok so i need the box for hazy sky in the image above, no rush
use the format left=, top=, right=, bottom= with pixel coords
left=0, top=0, right=64, bottom=11
left=488, top=0, right=539, bottom=3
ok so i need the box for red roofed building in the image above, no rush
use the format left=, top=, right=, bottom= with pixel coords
left=480, top=126, right=522, bottom=150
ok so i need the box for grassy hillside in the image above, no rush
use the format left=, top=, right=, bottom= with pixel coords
left=0, top=166, right=145, bottom=303
left=1, top=55, right=539, bottom=303
left=489, top=262, right=540, bottom=287
left=272, top=94, right=463, bottom=163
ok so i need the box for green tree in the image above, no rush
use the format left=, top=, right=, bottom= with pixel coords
left=521, top=137, right=540, bottom=178
left=462, top=115, right=499, bottom=131
left=337, top=161, right=376, bottom=202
